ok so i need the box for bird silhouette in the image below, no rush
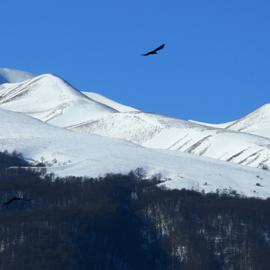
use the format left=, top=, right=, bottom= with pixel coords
left=2, top=196, right=32, bottom=206
left=142, top=44, right=165, bottom=56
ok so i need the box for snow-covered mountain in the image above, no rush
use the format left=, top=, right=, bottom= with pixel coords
left=225, top=104, right=270, bottom=139
left=0, top=68, right=35, bottom=84
left=0, top=67, right=270, bottom=197
left=0, top=108, right=269, bottom=198
left=0, top=71, right=138, bottom=128
left=1, top=68, right=270, bottom=171
left=83, top=92, right=139, bottom=113
left=0, top=73, right=116, bottom=127
left=191, top=104, right=270, bottom=139
left=69, top=112, right=270, bottom=169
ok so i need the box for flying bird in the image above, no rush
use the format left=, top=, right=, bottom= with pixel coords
left=2, top=196, right=32, bottom=206
left=142, top=43, right=165, bottom=56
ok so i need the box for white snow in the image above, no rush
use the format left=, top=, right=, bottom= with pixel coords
left=1, top=69, right=270, bottom=171
left=70, top=112, right=270, bottom=169
left=0, top=74, right=116, bottom=127
left=83, top=91, right=139, bottom=112
left=0, top=68, right=270, bottom=198
left=190, top=105, right=270, bottom=140
left=0, top=108, right=269, bottom=199
left=0, top=68, right=36, bottom=84
left=225, top=104, right=270, bottom=139
left=189, top=119, right=234, bottom=129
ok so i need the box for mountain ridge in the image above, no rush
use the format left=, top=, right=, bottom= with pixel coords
left=1, top=68, right=270, bottom=172
left=0, top=67, right=270, bottom=168
left=0, top=73, right=117, bottom=127
left=0, top=67, right=36, bottom=84
left=0, top=107, right=269, bottom=198
left=225, top=104, right=270, bottom=138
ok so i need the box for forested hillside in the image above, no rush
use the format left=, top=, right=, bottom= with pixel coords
left=0, top=152, right=269, bottom=270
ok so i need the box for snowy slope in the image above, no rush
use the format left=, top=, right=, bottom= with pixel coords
left=0, top=68, right=36, bottom=84
left=0, top=74, right=116, bottom=127
left=83, top=91, right=139, bottom=112
left=70, top=112, right=270, bottom=169
left=190, top=105, right=270, bottom=140
left=189, top=119, right=234, bottom=129
left=0, top=108, right=269, bottom=198
left=225, top=104, right=270, bottom=139
left=1, top=68, right=270, bottom=171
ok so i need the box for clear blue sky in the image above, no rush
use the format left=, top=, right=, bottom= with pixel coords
left=1, top=0, right=269, bottom=122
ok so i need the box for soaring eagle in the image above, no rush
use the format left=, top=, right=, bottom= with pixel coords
left=142, top=44, right=165, bottom=56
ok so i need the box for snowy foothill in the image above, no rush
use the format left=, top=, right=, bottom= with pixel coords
left=0, top=68, right=270, bottom=198
left=0, top=108, right=269, bottom=198
left=1, top=69, right=270, bottom=170
left=82, top=91, right=139, bottom=113
left=70, top=111, right=270, bottom=169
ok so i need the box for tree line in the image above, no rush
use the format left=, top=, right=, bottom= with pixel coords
left=0, top=151, right=270, bottom=270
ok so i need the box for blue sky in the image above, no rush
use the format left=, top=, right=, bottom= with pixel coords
left=1, top=0, right=269, bottom=122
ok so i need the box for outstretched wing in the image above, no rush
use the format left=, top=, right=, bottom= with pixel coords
left=142, top=51, right=153, bottom=56
left=142, top=43, right=165, bottom=56
left=153, top=43, right=165, bottom=52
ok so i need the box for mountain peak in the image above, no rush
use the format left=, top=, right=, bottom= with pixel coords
left=0, top=71, right=116, bottom=127
left=225, top=103, right=270, bottom=138
left=255, top=103, right=270, bottom=113
left=0, top=67, right=36, bottom=84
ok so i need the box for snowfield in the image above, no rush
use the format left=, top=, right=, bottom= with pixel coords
left=225, top=104, right=270, bottom=139
left=70, top=111, right=270, bottom=169
left=0, top=108, right=269, bottom=198
left=0, top=67, right=270, bottom=198
left=0, top=68, right=35, bottom=84
left=0, top=74, right=116, bottom=127
left=1, top=69, right=270, bottom=170
left=82, top=91, right=139, bottom=113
